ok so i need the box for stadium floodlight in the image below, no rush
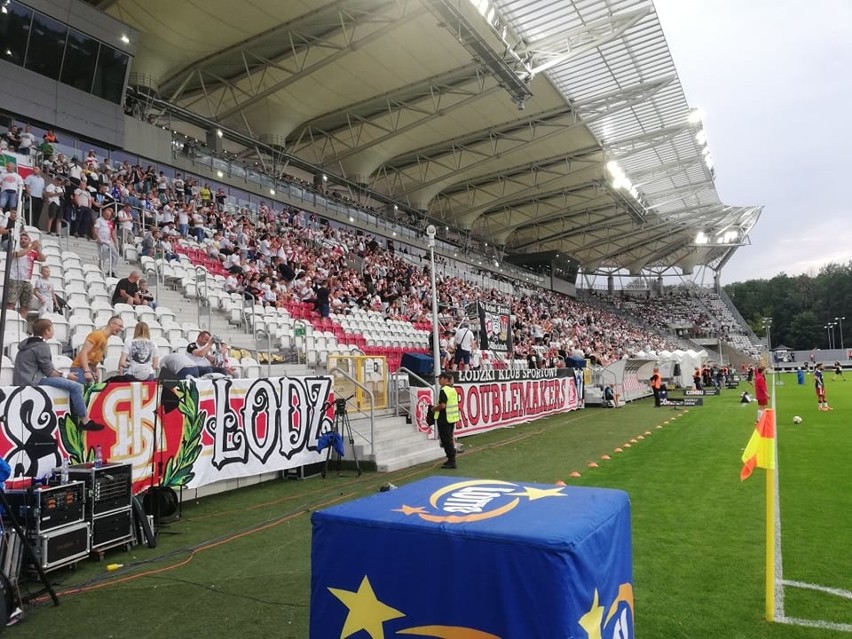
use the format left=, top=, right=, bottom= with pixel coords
left=836, top=317, right=846, bottom=350
left=216, top=129, right=223, bottom=138
left=120, top=34, right=130, bottom=45
left=688, top=108, right=705, bottom=125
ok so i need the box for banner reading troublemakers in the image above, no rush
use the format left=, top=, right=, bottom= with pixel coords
left=411, top=368, right=583, bottom=439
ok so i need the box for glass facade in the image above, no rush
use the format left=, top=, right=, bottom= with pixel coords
left=0, top=1, right=131, bottom=105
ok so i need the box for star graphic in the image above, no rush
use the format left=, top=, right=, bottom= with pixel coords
left=394, top=505, right=427, bottom=516
left=510, top=486, right=566, bottom=501
left=578, top=589, right=604, bottom=639
left=328, top=575, right=405, bottom=639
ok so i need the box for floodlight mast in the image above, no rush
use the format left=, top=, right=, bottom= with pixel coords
left=426, top=225, right=441, bottom=394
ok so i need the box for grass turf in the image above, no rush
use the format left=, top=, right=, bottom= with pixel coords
left=7, top=373, right=850, bottom=638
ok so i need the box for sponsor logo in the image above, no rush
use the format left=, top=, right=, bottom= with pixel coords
left=394, top=479, right=566, bottom=524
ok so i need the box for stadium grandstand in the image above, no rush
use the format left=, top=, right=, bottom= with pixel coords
left=0, top=0, right=766, bottom=474
left=0, top=0, right=768, bottom=630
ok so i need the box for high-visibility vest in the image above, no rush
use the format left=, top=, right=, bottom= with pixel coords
left=650, top=373, right=661, bottom=389
left=435, top=385, right=461, bottom=424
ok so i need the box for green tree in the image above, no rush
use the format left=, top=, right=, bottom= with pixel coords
left=725, top=261, right=852, bottom=350
left=786, top=311, right=822, bottom=349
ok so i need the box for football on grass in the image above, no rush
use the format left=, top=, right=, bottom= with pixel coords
left=792, top=416, right=803, bottom=424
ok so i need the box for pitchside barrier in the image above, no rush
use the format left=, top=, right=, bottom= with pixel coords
left=326, top=355, right=388, bottom=410
left=408, top=367, right=584, bottom=440
left=0, top=377, right=335, bottom=496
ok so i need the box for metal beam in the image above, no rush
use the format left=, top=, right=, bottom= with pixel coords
left=289, top=66, right=500, bottom=169
left=627, top=157, right=706, bottom=188
left=215, top=3, right=428, bottom=121
left=522, top=7, right=651, bottom=76
left=509, top=202, right=622, bottom=236
left=288, top=63, right=487, bottom=140
left=375, top=76, right=674, bottom=203
left=607, top=123, right=695, bottom=160
left=494, top=202, right=621, bottom=245
left=427, top=0, right=533, bottom=108
left=438, top=146, right=601, bottom=196
left=442, top=158, right=602, bottom=228
left=160, top=0, right=379, bottom=97
left=509, top=207, right=633, bottom=251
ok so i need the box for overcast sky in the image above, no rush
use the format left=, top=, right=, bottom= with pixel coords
left=653, top=0, right=852, bottom=285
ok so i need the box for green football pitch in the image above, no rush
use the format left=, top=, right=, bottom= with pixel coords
left=8, top=371, right=850, bottom=638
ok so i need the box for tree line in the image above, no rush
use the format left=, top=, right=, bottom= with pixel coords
left=724, top=262, right=852, bottom=351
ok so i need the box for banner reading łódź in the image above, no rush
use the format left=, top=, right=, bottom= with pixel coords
left=0, top=376, right=332, bottom=494
left=410, top=367, right=583, bottom=439
left=476, top=301, right=512, bottom=353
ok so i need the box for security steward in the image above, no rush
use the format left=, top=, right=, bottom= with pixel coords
left=432, top=371, right=459, bottom=469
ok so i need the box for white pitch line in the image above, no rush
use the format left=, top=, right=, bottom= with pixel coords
left=783, top=580, right=852, bottom=601
left=778, top=616, right=852, bottom=633
left=770, top=371, right=786, bottom=620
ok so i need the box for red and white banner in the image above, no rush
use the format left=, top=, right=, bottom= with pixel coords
left=411, top=368, right=583, bottom=439
left=0, top=377, right=333, bottom=494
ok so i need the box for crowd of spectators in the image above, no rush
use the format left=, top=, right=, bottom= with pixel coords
left=4, top=120, right=725, bottom=370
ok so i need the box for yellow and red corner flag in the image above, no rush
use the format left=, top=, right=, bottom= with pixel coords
left=740, top=409, right=776, bottom=480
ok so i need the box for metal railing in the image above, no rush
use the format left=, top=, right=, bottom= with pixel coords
left=255, top=329, right=273, bottom=377
left=143, top=263, right=159, bottom=305
left=391, top=367, right=432, bottom=421
left=195, top=266, right=211, bottom=330
left=328, top=366, right=375, bottom=457
left=241, top=291, right=258, bottom=335
left=293, top=319, right=308, bottom=365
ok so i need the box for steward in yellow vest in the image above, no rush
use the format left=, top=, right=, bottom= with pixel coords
left=433, top=371, right=459, bottom=469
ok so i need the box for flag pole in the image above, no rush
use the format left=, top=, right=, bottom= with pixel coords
left=764, top=407, right=776, bottom=621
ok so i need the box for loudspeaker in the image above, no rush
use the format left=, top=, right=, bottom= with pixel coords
left=400, top=353, right=434, bottom=375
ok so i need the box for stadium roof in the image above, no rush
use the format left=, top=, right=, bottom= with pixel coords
left=93, top=0, right=761, bottom=277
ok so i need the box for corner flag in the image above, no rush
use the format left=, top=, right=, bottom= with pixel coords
left=740, top=409, right=776, bottom=481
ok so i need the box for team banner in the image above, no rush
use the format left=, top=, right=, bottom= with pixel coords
left=410, top=368, right=583, bottom=439
left=0, top=377, right=333, bottom=494
left=477, top=301, right=512, bottom=353
left=311, top=476, right=633, bottom=638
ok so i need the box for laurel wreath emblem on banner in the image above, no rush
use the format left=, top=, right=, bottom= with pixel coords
left=59, top=382, right=107, bottom=463
left=161, top=383, right=204, bottom=487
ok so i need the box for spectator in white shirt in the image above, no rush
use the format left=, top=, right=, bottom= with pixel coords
left=33, top=265, right=56, bottom=317
left=44, top=175, right=63, bottom=235
left=18, top=125, right=35, bottom=155
left=1, top=163, right=23, bottom=213
left=24, top=166, right=45, bottom=228
left=93, top=207, right=119, bottom=277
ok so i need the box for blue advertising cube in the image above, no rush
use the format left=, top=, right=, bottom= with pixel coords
left=311, top=476, right=633, bottom=638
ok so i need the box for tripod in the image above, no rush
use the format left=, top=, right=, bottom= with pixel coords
left=322, top=397, right=361, bottom=478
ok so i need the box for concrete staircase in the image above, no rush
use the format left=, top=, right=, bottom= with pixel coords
left=64, top=235, right=278, bottom=352
left=348, top=411, right=446, bottom=473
